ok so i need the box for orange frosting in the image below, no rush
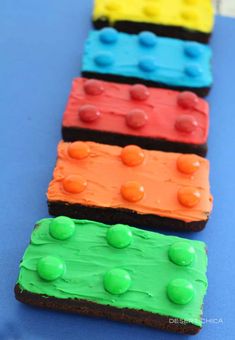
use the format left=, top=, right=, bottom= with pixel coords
left=48, top=141, right=213, bottom=223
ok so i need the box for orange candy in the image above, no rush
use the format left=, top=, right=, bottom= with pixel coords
left=178, top=187, right=201, bottom=208
left=121, top=181, right=145, bottom=202
left=177, top=154, right=200, bottom=175
left=63, top=175, right=87, bottom=194
left=121, top=145, right=145, bottom=167
left=68, top=142, right=90, bottom=160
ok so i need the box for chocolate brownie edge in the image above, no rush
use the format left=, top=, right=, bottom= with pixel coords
left=93, top=19, right=211, bottom=44
left=14, top=284, right=201, bottom=335
left=81, top=71, right=210, bottom=98
left=62, top=126, right=208, bottom=157
left=48, top=201, right=208, bottom=232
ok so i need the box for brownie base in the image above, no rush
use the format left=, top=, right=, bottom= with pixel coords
left=82, top=71, right=210, bottom=98
left=48, top=201, right=208, bottom=232
left=93, top=18, right=211, bottom=44
left=62, top=126, right=208, bottom=157
left=14, top=284, right=201, bottom=335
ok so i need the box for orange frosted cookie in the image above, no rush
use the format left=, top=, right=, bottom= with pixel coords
left=47, top=141, right=213, bottom=232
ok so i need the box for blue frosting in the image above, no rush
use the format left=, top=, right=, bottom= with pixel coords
left=82, top=28, right=213, bottom=89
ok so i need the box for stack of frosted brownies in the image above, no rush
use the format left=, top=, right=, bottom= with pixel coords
left=15, top=0, right=215, bottom=335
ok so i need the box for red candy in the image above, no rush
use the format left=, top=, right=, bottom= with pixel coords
left=78, top=104, right=101, bottom=123
left=130, top=84, right=150, bottom=101
left=126, top=109, right=148, bottom=129
left=177, top=92, right=199, bottom=109
left=84, top=79, right=104, bottom=96
left=175, top=115, right=198, bottom=133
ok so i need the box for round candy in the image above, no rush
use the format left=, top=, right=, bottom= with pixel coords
left=175, top=115, right=198, bottom=133
left=130, top=84, right=150, bottom=101
left=68, top=142, right=90, bottom=160
left=181, top=9, right=198, bottom=21
left=177, top=154, right=200, bottom=175
left=121, top=181, right=145, bottom=202
left=143, top=4, right=159, bottom=17
left=78, top=104, right=101, bottom=123
left=121, top=145, right=145, bottom=167
left=184, top=42, right=202, bottom=58
left=49, top=216, right=75, bottom=240
left=184, top=0, right=198, bottom=3
left=94, top=52, right=114, bottom=67
left=185, top=64, right=202, bottom=78
left=139, top=31, right=158, bottom=48
left=126, top=109, right=148, bottom=129
left=37, top=256, right=65, bottom=281
left=107, top=225, right=133, bottom=249
left=84, top=79, right=104, bottom=96
left=177, top=92, right=199, bottom=109
left=105, top=0, right=121, bottom=11
left=63, top=175, right=87, bottom=194
left=168, top=241, right=196, bottom=266
left=167, top=279, right=194, bottom=305
left=178, top=187, right=201, bottom=208
left=139, top=57, right=157, bottom=73
left=103, top=268, right=131, bottom=295
left=99, top=28, right=118, bottom=44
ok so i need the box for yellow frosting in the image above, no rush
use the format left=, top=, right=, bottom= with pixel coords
left=93, top=0, right=214, bottom=34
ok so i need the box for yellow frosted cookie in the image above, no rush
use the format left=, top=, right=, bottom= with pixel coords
left=93, top=0, right=214, bottom=43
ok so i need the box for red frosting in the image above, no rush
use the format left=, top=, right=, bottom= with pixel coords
left=63, top=78, right=209, bottom=145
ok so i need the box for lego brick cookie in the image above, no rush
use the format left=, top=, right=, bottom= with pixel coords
left=15, top=217, right=208, bottom=335
left=82, top=29, right=213, bottom=97
left=62, top=78, right=209, bottom=156
left=93, top=0, right=214, bottom=44
left=47, top=141, right=213, bottom=232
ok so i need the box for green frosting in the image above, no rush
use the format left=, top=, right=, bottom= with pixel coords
left=18, top=218, right=208, bottom=327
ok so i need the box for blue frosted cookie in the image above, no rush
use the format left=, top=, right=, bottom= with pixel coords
left=82, top=28, right=212, bottom=97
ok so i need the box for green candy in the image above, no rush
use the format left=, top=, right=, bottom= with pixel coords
left=107, top=225, right=133, bottom=249
left=104, top=268, right=131, bottom=295
left=169, top=241, right=195, bottom=266
left=49, top=216, right=75, bottom=240
left=37, top=256, right=65, bottom=281
left=167, top=279, right=194, bottom=305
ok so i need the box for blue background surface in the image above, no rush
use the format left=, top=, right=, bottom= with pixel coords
left=0, top=1, right=234, bottom=339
